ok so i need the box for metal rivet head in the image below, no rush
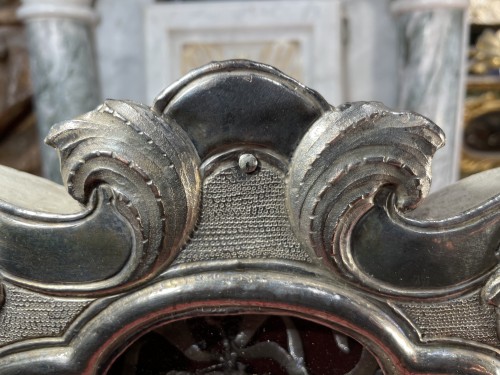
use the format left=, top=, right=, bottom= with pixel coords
left=239, top=153, right=258, bottom=174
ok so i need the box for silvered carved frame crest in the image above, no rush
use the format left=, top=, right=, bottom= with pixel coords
left=0, top=60, right=498, bottom=374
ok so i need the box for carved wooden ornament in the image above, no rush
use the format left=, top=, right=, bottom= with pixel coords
left=0, top=60, right=498, bottom=374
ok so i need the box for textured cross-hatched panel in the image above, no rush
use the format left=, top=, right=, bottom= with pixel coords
left=0, top=283, right=92, bottom=346
left=175, top=165, right=311, bottom=264
left=398, top=292, right=499, bottom=346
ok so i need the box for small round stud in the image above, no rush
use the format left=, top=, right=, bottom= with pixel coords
left=238, top=153, right=258, bottom=174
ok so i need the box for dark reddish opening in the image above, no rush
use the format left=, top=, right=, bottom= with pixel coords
left=108, top=315, right=377, bottom=375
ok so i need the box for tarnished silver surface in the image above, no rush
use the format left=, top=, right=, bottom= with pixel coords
left=0, top=60, right=498, bottom=374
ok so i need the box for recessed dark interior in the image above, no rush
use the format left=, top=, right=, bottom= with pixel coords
left=107, top=314, right=376, bottom=375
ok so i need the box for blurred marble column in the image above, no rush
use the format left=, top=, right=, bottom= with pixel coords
left=18, top=0, right=101, bottom=182
left=392, top=0, right=469, bottom=192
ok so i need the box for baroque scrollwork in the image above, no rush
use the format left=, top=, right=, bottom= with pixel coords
left=287, top=101, right=500, bottom=298
left=0, top=99, right=201, bottom=295
left=287, top=102, right=443, bottom=290
left=0, top=60, right=498, bottom=374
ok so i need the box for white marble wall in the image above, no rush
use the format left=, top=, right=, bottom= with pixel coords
left=344, top=0, right=399, bottom=107
left=94, top=0, right=400, bottom=107
left=91, top=0, right=468, bottom=191
left=95, top=0, right=154, bottom=103
left=143, top=0, right=343, bottom=104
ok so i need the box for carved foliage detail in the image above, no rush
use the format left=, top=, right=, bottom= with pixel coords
left=287, top=102, right=445, bottom=279
left=46, top=100, right=201, bottom=287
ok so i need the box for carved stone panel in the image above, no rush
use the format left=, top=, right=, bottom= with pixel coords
left=144, top=1, right=343, bottom=104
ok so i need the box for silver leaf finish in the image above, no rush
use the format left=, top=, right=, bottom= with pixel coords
left=0, top=60, right=498, bottom=374
left=0, top=99, right=201, bottom=295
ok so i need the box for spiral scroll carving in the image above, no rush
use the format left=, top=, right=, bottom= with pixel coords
left=287, top=101, right=445, bottom=278
left=46, top=100, right=201, bottom=289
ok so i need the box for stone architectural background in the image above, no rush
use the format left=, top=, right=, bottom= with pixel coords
left=2, top=0, right=490, bottom=193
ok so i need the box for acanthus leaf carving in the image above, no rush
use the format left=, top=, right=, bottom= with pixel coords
left=0, top=60, right=498, bottom=374
left=287, top=102, right=443, bottom=286
left=0, top=100, right=201, bottom=295
left=287, top=101, right=500, bottom=298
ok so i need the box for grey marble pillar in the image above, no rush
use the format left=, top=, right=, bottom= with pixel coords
left=392, top=0, right=469, bottom=192
left=18, top=0, right=101, bottom=182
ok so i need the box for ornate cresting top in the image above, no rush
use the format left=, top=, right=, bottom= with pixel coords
left=0, top=60, right=499, bottom=374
